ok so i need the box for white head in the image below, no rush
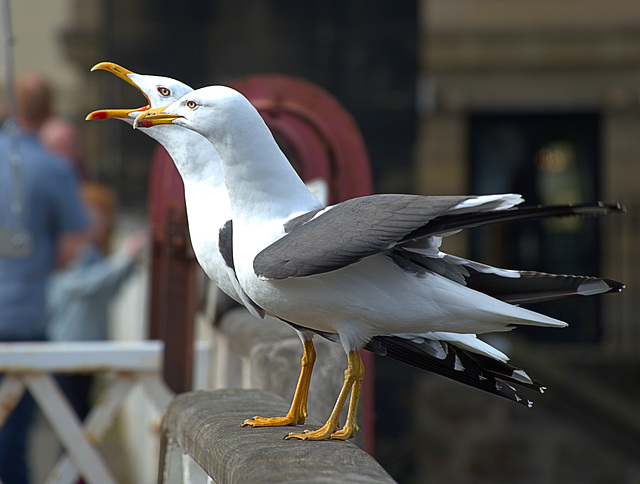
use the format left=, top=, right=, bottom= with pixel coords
left=86, top=62, right=226, bottom=185
left=134, top=85, right=323, bottom=216
left=85, top=62, right=193, bottom=124
left=128, top=73, right=193, bottom=113
left=134, top=85, right=258, bottom=140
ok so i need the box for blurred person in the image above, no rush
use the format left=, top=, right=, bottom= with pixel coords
left=47, top=182, right=146, bottom=419
left=39, top=116, right=88, bottom=181
left=0, top=73, right=88, bottom=484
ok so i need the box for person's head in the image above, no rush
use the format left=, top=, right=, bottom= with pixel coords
left=81, top=182, right=117, bottom=254
left=9, top=73, right=53, bottom=132
left=40, top=117, right=87, bottom=179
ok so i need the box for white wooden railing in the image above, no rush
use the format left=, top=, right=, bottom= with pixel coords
left=0, top=341, right=175, bottom=484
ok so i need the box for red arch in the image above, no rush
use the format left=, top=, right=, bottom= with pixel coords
left=232, top=74, right=373, bottom=203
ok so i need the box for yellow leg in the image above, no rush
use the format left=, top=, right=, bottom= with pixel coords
left=285, top=349, right=364, bottom=441
left=242, top=339, right=316, bottom=427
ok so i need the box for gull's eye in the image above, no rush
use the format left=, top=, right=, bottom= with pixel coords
left=157, top=86, right=171, bottom=97
left=186, top=100, right=198, bottom=109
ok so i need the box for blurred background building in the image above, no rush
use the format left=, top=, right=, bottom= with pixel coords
left=5, top=0, right=640, bottom=482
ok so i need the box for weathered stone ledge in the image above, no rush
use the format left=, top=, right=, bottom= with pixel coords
left=159, top=388, right=395, bottom=483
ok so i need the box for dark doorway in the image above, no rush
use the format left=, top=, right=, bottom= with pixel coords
left=469, top=112, right=602, bottom=343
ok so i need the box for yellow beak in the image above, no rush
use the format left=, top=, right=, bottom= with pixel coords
left=133, top=106, right=180, bottom=129
left=85, top=62, right=150, bottom=121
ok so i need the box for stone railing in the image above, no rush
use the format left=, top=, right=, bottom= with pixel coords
left=158, top=389, right=394, bottom=483
left=159, top=307, right=394, bottom=483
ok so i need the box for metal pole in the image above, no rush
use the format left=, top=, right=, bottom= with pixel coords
left=0, top=0, right=31, bottom=257
left=1, top=0, right=17, bottom=120
left=1, top=0, right=21, bottom=222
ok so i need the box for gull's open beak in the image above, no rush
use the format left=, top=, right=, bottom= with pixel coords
left=85, top=62, right=150, bottom=121
left=133, top=106, right=181, bottom=129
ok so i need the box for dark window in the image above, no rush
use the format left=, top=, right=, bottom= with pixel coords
left=469, top=113, right=602, bottom=343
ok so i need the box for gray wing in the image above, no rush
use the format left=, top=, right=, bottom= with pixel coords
left=253, top=194, right=471, bottom=280
left=254, top=197, right=624, bottom=280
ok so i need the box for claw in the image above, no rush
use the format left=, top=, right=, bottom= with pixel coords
left=242, top=414, right=304, bottom=428
left=285, top=350, right=364, bottom=441
left=285, top=422, right=337, bottom=441
left=241, top=339, right=315, bottom=429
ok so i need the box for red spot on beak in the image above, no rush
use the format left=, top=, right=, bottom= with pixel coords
left=90, top=111, right=108, bottom=120
left=138, top=119, right=154, bottom=128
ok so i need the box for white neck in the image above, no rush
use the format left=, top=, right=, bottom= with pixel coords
left=144, top=125, right=226, bottom=189
left=197, top=100, right=321, bottom=223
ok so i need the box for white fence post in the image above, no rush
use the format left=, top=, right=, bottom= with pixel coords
left=0, top=341, right=177, bottom=484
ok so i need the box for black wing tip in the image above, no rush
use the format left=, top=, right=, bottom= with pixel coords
left=370, top=335, right=544, bottom=407
left=495, top=379, right=538, bottom=407
left=576, top=201, right=626, bottom=215
left=530, top=201, right=626, bottom=217
left=408, top=201, right=626, bottom=242
left=606, top=202, right=626, bottom=214
left=605, top=279, right=625, bottom=293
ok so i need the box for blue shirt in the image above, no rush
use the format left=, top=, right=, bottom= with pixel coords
left=0, top=128, right=88, bottom=340
left=47, top=245, right=137, bottom=341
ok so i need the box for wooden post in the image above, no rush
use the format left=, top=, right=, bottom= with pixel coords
left=162, top=209, right=197, bottom=393
left=147, top=146, right=197, bottom=393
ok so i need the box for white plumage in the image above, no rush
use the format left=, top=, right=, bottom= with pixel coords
left=137, top=86, right=563, bottom=340
left=133, top=84, right=622, bottom=440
